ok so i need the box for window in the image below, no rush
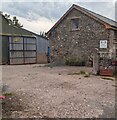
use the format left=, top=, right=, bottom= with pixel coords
left=71, top=18, right=79, bottom=30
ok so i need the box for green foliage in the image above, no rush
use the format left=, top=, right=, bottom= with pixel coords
left=67, top=72, right=80, bottom=75
left=84, top=72, right=90, bottom=77
left=3, top=13, right=23, bottom=28
left=102, top=77, right=114, bottom=81
left=80, top=70, right=86, bottom=74
left=96, top=70, right=100, bottom=76
left=84, top=74, right=90, bottom=77
left=3, top=92, right=13, bottom=96
left=12, top=16, right=23, bottom=27
left=64, top=57, right=85, bottom=66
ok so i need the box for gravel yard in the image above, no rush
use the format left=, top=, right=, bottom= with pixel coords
left=2, top=64, right=115, bottom=118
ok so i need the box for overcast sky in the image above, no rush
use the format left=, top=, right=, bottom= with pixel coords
left=1, top=0, right=117, bottom=34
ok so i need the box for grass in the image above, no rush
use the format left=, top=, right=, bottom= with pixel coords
left=65, top=57, right=85, bottom=66
left=102, top=77, right=115, bottom=81
left=67, top=72, right=80, bottom=75
left=84, top=74, right=90, bottom=77
left=67, top=71, right=91, bottom=78
left=3, top=92, right=13, bottom=96
left=67, top=70, right=86, bottom=75
left=80, top=70, right=86, bottom=74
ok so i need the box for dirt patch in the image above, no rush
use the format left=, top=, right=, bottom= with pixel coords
left=2, top=64, right=115, bottom=118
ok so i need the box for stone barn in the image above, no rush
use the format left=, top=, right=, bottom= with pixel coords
left=47, top=4, right=117, bottom=66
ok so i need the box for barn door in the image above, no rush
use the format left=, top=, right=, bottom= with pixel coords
left=9, top=36, right=37, bottom=65
left=23, top=37, right=37, bottom=64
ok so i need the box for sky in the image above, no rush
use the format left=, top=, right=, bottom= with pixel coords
left=1, top=0, right=117, bottom=34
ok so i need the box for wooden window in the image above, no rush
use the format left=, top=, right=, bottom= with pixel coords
left=71, top=18, right=79, bottom=30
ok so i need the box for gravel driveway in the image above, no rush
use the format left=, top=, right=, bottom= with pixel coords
left=2, top=64, right=115, bottom=118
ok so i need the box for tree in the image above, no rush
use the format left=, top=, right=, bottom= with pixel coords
left=3, top=12, right=23, bottom=28
left=4, top=14, right=12, bottom=25
left=39, top=31, right=46, bottom=37
left=12, top=16, right=23, bottom=28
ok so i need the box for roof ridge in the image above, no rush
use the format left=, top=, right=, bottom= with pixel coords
left=47, top=4, right=117, bottom=34
left=73, top=4, right=117, bottom=26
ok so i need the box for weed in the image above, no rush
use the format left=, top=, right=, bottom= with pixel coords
left=84, top=74, right=90, bottom=77
left=80, top=71, right=86, bottom=74
left=67, top=72, right=80, bottom=75
left=65, top=57, right=85, bottom=66
left=3, top=93, right=13, bottom=96
left=102, top=77, right=115, bottom=81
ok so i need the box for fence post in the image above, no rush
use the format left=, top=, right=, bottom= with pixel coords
left=93, top=51, right=100, bottom=75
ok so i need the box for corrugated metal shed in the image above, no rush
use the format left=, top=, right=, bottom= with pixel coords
left=0, top=14, right=37, bottom=64
left=1, top=13, right=49, bottom=64
left=22, top=29, right=49, bottom=64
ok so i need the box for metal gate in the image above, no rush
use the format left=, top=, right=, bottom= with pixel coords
left=99, top=52, right=114, bottom=76
left=9, top=36, right=37, bottom=64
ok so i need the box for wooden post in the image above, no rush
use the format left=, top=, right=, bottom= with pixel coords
left=93, top=51, right=100, bottom=75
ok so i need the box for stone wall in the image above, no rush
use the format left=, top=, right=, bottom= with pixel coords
left=48, top=8, right=112, bottom=64
left=109, top=29, right=117, bottom=59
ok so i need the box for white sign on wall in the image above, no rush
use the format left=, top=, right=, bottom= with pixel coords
left=100, top=40, right=107, bottom=48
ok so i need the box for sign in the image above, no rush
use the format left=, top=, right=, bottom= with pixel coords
left=100, top=40, right=107, bottom=48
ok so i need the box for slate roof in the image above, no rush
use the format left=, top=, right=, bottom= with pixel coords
left=76, top=4, right=117, bottom=28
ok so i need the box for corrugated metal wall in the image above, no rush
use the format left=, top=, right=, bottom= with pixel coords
left=36, top=36, right=49, bottom=63
left=37, top=36, right=49, bottom=53
left=0, top=36, right=9, bottom=64
left=9, top=36, right=37, bottom=65
left=0, top=35, right=49, bottom=65
left=0, top=36, right=2, bottom=64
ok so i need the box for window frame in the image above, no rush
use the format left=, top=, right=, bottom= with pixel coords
left=71, top=18, right=80, bottom=31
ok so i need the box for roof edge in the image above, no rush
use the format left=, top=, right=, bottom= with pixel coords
left=47, top=4, right=117, bottom=35
left=0, top=33, right=35, bottom=38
